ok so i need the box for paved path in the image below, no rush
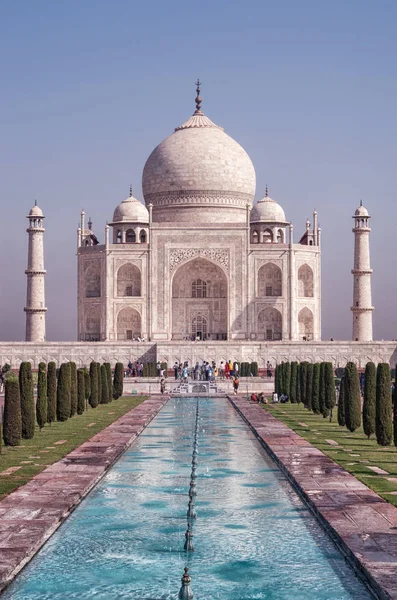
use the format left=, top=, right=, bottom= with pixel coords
left=0, top=395, right=168, bottom=592
left=230, top=397, right=397, bottom=600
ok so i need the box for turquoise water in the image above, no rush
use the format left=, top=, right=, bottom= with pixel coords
left=4, top=397, right=372, bottom=599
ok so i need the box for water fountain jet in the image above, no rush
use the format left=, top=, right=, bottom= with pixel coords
left=178, top=567, right=194, bottom=599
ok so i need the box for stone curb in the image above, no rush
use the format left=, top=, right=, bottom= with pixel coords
left=229, top=396, right=397, bottom=600
left=0, top=395, right=169, bottom=592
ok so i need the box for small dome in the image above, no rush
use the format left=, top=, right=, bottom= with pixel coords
left=251, top=194, right=286, bottom=223
left=113, top=195, right=149, bottom=224
left=28, top=203, right=44, bottom=217
left=355, top=203, right=369, bottom=217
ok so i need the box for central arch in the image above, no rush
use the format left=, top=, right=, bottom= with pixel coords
left=171, top=258, right=228, bottom=340
left=117, top=307, right=141, bottom=340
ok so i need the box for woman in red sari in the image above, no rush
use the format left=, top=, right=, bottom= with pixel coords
left=225, top=361, right=230, bottom=379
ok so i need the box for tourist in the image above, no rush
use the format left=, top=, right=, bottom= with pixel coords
left=233, top=376, right=239, bottom=395
left=128, top=360, right=133, bottom=376
left=182, top=365, right=188, bottom=382
left=234, top=362, right=239, bottom=377
left=272, top=391, right=279, bottom=403
left=258, top=392, right=266, bottom=404
left=229, top=360, right=234, bottom=377
left=173, top=361, right=179, bottom=380
left=213, top=365, right=218, bottom=379
left=160, top=378, right=166, bottom=394
left=225, top=361, right=230, bottom=379
left=156, top=361, right=161, bottom=376
left=250, top=393, right=258, bottom=403
left=194, top=362, right=200, bottom=380
left=266, top=361, right=272, bottom=378
left=219, top=361, right=225, bottom=380
left=159, top=367, right=165, bottom=378
left=139, top=361, right=144, bottom=377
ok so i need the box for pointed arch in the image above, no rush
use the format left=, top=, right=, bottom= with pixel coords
left=126, top=229, right=136, bottom=243
left=298, top=264, right=314, bottom=297
left=258, top=307, right=282, bottom=340
left=85, top=265, right=101, bottom=298
left=117, top=307, right=141, bottom=340
left=298, top=307, right=314, bottom=340
left=117, top=263, right=141, bottom=297
left=258, top=263, right=282, bottom=297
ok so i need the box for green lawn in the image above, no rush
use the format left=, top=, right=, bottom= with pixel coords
left=264, top=403, right=397, bottom=507
left=0, top=396, right=145, bottom=499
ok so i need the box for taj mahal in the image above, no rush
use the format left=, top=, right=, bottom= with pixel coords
left=6, top=83, right=396, bottom=369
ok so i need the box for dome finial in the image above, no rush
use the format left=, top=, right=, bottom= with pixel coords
left=34, top=199, right=37, bottom=206
left=265, top=185, right=268, bottom=198
left=194, top=79, right=202, bottom=115
left=360, top=199, right=363, bottom=207
left=129, top=184, right=133, bottom=198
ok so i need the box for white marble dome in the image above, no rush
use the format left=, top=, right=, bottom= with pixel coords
left=251, top=194, right=286, bottom=223
left=113, top=195, right=149, bottom=223
left=28, top=203, right=44, bottom=217
left=355, top=203, right=369, bottom=217
left=142, top=107, right=256, bottom=223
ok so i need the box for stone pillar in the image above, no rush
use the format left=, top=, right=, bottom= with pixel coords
left=351, top=202, right=373, bottom=341
left=24, top=203, right=47, bottom=342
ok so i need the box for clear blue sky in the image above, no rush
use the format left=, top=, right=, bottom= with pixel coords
left=0, top=0, right=396, bottom=341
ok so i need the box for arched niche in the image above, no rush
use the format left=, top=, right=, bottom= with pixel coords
left=258, top=263, right=282, bottom=297
left=85, top=265, right=101, bottom=298
left=85, top=305, right=100, bottom=341
left=171, top=257, right=228, bottom=340
left=257, top=307, right=282, bottom=340
left=263, top=229, right=272, bottom=243
left=298, top=264, right=314, bottom=297
left=117, top=264, right=141, bottom=297
left=117, top=307, right=141, bottom=340
left=140, top=229, right=147, bottom=243
left=126, top=229, right=136, bottom=243
left=298, top=307, right=314, bottom=340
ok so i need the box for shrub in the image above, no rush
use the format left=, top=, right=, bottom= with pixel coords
left=251, top=362, right=258, bottom=377
left=283, top=362, right=291, bottom=397
left=57, top=362, right=71, bottom=422
left=394, top=365, right=397, bottom=447
left=36, top=362, right=47, bottom=430
left=306, top=364, right=314, bottom=410
left=104, top=363, right=113, bottom=402
left=100, top=365, right=110, bottom=404
left=274, top=364, right=281, bottom=396
left=89, top=362, right=99, bottom=408
left=3, top=373, right=22, bottom=446
left=97, top=362, right=102, bottom=401
left=47, top=361, right=57, bottom=425
left=337, top=377, right=346, bottom=426
left=376, top=363, right=393, bottom=446
left=324, top=363, right=336, bottom=421
left=84, top=368, right=90, bottom=400
left=296, top=363, right=301, bottom=404
left=113, top=362, right=124, bottom=399
left=70, top=361, right=78, bottom=417
left=363, top=362, right=376, bottom=440
left=319, top=362, right=326, bottom=417
left=311, top=363, right=321, bottom=414
left=77, top=368, right=86, bottom=415
left=290, top=362, right=298, bottom=403
left=300, top=362, right=308, bottom=406
left=344, top=362, right=361, bottom=432
left=19, top=362, right=35, bottom=439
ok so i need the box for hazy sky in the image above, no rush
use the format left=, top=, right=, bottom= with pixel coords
left=0, top=0, right=396, bottom=341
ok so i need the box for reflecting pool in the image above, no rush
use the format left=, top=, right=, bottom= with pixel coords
left=4, top=397, right=372, bottom=599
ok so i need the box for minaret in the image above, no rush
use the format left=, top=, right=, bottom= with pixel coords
left=24, top=202, right=47, bottom=342
left=351, top=201, right=373, bottom=341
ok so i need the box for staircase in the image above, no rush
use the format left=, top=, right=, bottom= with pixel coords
left=171, top=380, right=227, bottom=396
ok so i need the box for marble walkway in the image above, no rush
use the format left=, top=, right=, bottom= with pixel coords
left=0, top=394, right=168, bottom=592
left=230, top=396, right=397, bottom=600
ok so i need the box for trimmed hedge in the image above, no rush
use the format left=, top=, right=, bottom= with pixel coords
left=19, top=362, right=35, bottom=439
left=77, top=368, right=86, bottom=415
left=57, top=362, right=71, bottom=422
left=311, top=363, right=321, bottom=414
left=89, top=362, right=99, bottom=408
left=84, top=368, right=90, bottom=401
left=100, top=365, right=110, bottom=404
left=324, top=362, right=336, bottom=421
left=283, top=362, right=291, bottom=397
left=113, top=362, right=124, bottom=399
left=3, top=373, right=22, bottom=446
left=337, top=377, right=346, bottom=426
left=394, top=364, right=397, bottom=447
left=363, top=362, right=376, bottom=440
left=376, top=363, right=393, bottom=446
left=104, top=363, right=113, bottom=402
left=290, top=362, right=298, bottom=403
left=47, top=361, right=57, bottom=425
left=344, top=362, right=361, bottom=432
left=70, top=361, right=78, bottom=417
left=250, top=362, right=258, bottom=377
left=296, top=363, right=301, bottom=404
left=306, top=364, right=314, bottom=411
left=300, top=362, right=308, bottom=406
left=97, top=362, right=102, bottom=401
left=36, top=362, right=47, bottom=430
left=319, top=362, right=326, bottom=417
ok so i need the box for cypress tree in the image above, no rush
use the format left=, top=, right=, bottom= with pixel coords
left=57, top=362, right=71, bottom=422
left=89, top=362, right=99, bottom=408
left=363, top=362, right=376, bottom=440
left=300, top=362, right=308, bottom=406
left=36, top=362, right=47, bottom=430
left=344, top=362, right=361, bottom=432
left=296, top=363, right=301, bottom=404
left=47, top=362, right=57, bottom=425
left=113, top=362, right=124, bottom=399
left=319, top=362, right=327, bottom=417
left=19, top=362, right=35, bottom=439
left=97, top=362, right=102, bottom=403
left=290, top=362, right=298, bottom=403
left=77, top=368, right=86, bottom=415
left=274, top=364, right=280, bottom=396
left=311, top=363, right=321, bottom=414
left=84, top=368, right=90, bottom=402
left=337, top=376, right=346, bottom=426
left=393, top=365, right=397, bottom=447
left=376, top=363, right=393, bottom=446
left=100, top=365, right=110, bottom=404
left=3, top=373, right=22, bottom=446
left=70, top=361, right=78, bottom=417
left=284, top=362, right=291, bottom=398
left=306, top=363, right=314, bottom=410
left=324, top=363, right=336, bottom=421
left=105, top=363, right=112, bottom=402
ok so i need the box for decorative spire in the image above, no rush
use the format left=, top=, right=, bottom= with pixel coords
left=265, top=185, right=268, bottom=198
left=34, top=199, right=37, bottom=206
left=129, top=185, right=133, bottom=198
left=178, top=567, right=194, bottom=600
left=194, top=79, right=202, bottom=115
left=360, top=199, right=363, bottom=207
left=88, top=217, right=92, bottom=231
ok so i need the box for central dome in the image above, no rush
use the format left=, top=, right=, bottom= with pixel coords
left=142, top=95, right=256, bottom=223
